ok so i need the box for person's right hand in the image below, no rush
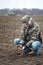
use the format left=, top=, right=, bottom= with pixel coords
left=17, top=45, right=23, bottom=51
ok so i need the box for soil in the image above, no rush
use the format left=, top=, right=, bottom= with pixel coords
left=0, top=16, right=43, bottom=65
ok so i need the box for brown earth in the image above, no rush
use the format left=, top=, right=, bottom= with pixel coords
left=0, top=16, right=43, bottom=65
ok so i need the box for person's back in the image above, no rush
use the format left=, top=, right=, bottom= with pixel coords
left=20, top=16, right=42, bottom=44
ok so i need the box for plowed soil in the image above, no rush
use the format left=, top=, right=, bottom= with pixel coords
left=0, top=16, right=43, bottom=65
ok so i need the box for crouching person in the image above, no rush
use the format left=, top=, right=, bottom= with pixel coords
left=14, top=15, right=42, bottom=56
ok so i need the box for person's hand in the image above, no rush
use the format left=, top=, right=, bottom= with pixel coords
left=19, top=44, right=22, bottom=48
left=17, top=45, right=23, bottom=51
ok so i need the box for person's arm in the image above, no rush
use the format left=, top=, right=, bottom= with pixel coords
left=26, top=40, right=34, bottom=47
left=20, top=24, right=28, bottom=40
left=19, top=25, right=25, bottom=45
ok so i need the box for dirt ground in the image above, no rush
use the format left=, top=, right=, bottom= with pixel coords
left=0, top=16, right=43, bottom=65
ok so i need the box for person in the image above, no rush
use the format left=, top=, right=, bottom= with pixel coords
left=14, top=15, right=42, bottom=56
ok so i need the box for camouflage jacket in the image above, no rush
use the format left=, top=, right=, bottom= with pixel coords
left=20, top=21, right=40, bottom=43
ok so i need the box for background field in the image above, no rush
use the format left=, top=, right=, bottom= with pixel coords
left=0, top=16, right=43, bottom=65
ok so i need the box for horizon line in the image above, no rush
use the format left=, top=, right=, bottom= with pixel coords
left=0, top=8, right=43, bottom=10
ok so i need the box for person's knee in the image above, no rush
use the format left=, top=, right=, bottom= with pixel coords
left=14, top=38, right=21, bottom=45
left=32, top=41, right=41, bottom=50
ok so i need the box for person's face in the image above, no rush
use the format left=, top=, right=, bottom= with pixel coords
left=23, top=22, right=29, bottom=28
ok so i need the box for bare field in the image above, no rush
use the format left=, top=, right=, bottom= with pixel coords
left=0, top=16, right=43, bottom=65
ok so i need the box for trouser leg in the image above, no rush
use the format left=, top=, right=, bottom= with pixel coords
left=14, top=38, right=20, bottom=45
left=32, top=41, right=41, bottom=56
left=33, top=48, right=39, bottom=56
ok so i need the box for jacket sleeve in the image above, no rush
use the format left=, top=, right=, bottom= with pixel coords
left=20, top=24, right=25, bottom=39
left=20, top=24, right=28, bottom=39
left=19, top=25, right=26, bottom=46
